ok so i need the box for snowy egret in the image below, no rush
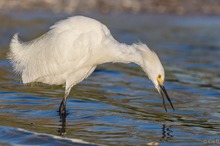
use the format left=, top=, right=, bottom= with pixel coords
left=8, top=16, right=174, bottom=115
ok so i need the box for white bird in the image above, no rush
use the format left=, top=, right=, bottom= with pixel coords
left=8, top=16, right=174, bottom=115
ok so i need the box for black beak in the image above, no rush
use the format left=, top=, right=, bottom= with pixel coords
left=159, top=84, right=174, bottom=112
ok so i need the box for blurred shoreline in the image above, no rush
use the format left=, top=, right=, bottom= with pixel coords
left=1, top=0, right=220, bottom=16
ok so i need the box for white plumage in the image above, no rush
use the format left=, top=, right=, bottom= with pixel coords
left=8, top=16, right=174, bottom=114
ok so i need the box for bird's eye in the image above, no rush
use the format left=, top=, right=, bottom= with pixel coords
left=157, top=74, right=163, bottom=84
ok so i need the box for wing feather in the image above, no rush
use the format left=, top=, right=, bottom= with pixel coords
left=8, top=16, right=108, bottom=85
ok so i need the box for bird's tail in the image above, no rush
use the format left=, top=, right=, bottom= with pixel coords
left=8, top=33, right=25, bottom=74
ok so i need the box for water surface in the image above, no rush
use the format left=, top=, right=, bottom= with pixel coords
left=0, top=12, right=219, bottom=145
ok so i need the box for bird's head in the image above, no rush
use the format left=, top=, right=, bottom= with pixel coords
left=136, top=43, right=174, bottom=112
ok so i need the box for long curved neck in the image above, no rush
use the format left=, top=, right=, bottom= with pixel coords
left=98, top=40, right=143, bottom=66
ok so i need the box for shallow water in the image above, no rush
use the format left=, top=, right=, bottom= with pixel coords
left=0, top=12, right=220, bottom=145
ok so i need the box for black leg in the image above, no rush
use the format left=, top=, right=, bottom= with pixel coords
left=58, top=86, right=72, bottom=115
left=59, top=98, right=67, bottom=115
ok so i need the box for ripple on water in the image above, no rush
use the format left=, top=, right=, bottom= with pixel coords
left=0, top=13, right=219, bottom=145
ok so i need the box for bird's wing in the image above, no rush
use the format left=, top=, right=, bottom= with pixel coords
left=9, top=30, right=98, bottom=84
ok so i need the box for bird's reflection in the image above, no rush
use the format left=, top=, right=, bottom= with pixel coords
left=161, top=124, right=173, bottom=142
left=58, top=114, right=66, bottom=136
left=57, top=114, right=174, bottom=141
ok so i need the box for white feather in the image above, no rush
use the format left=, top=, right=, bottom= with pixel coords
left=8, top=16, right=166, bottom=110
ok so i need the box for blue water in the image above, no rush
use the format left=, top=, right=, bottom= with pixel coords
left=0, top=12, right=219, bottom=145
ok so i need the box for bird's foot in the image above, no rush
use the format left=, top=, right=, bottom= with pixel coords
left=59, top=108, right=67, bottom=116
